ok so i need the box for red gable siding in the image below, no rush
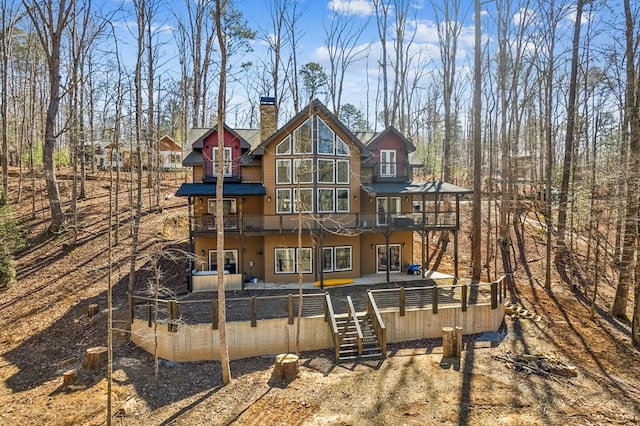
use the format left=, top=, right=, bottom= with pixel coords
left=202, top=128, right=242, bottom=178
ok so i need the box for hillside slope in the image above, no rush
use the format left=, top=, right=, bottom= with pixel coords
left=1, top=171, right=639, bottom=425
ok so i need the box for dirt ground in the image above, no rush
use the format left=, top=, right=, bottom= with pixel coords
left=1, top=169, right=640, bottom=425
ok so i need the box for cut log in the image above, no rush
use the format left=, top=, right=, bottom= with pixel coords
left=82, top=346, right=108, bottom=370
left=442, top=327, right=455, bottom=357
left=87, top=304, right=99, bottom=318
left=62, top=369, right=77, bottom=386
left=442, top=326, right=463, bottom=358
left=272, top=353, right=299, bottom=381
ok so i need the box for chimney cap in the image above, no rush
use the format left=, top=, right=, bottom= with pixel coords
left=260, top=96, right=276, bottom=105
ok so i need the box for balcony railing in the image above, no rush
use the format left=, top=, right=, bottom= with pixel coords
left=191, top=211, right=457, bottom=234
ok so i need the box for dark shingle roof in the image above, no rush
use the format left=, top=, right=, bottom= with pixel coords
left=175, top=183, right=266, bottom=197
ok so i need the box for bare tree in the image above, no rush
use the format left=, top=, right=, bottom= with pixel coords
left=614, top=0, right=639, bottom=323
left=471, top=0, right=481, bottom=279
left=323, top=4, right=369, bottom=115
left=1, top=1, right=23, bottom=205
left=556, top=0, right=585, bottom=263
left=23, top=0, right=75, bottom=233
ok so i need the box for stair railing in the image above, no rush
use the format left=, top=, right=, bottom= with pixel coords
left=366, top=290, right=387, bottom=357
left=324, top=293, right=340, bottom=360
left=346, top=296, right=364, bottom=356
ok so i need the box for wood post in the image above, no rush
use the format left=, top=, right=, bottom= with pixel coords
left=62, top=369, right=77, bottom=386
left=442, top=326, right=463, bottom=358
left=432, top=286, right=438, bottom=314
left=288, top=294, right=294, bottom=325
left=399, top=287, right=405, bottom=316
left=82, top=346, right=108, bottom=370
left=250, top=296, right=257, bottom=327
left=272, top=353, right=299, bottom=381
left=211, top=299, right=218, bottom=329
left=87, top=303, right=98, bottom=318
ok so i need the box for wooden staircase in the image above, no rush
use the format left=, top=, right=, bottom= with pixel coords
left=332, top=296, right=384, bottom=361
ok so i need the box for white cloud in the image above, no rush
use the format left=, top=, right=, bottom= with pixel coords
left=513, top=7, right=536, bottom=26
left=328, top=0, right=374, bottom=17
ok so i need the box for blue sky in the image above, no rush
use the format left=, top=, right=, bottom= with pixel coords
left=103, top=0, right=613, bottom=129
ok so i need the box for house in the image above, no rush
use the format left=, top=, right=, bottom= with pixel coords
left=157, top=135, right=183, bottom=171
left=96, top=135, right=183, bottom=171
left=176, top=98, right=471, bottom=291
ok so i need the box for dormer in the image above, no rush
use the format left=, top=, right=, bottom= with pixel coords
left=194, top=125, right=252, bottom=183
left=365, top=126, right=416, bottom=183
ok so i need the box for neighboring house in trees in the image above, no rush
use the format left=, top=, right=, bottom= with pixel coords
left=176, top=98, right=471, bottom=291
left=157, top=135, right=184, bottom=171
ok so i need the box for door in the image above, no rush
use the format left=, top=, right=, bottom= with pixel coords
left=376, top=244, right=401, bottom=273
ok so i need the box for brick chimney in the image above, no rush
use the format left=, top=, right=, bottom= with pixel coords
left=259, top=96, right=277, bottom=142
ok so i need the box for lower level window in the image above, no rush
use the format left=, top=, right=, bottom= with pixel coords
left=208, top=249, right=238, bottom=274
left=321, top=246, right=352, bottom=272
left=275, top=248, right=312, bottom=273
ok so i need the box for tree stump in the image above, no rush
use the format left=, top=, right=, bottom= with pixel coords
left=87, top=304, right=99, bottom=318
left=82, top=346, right=108, bottom=370
left=62, top=369, right=77, bottom=386
left=442, top=326, right=463, bottom=358
left=272, top=353, right=299, bottom=381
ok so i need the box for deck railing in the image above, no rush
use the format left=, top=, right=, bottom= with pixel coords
left=190, top=210, right=458, bottom=234
left=128, top=277, right=505, bottom=331
left=366, top=290, right=387, bottom=357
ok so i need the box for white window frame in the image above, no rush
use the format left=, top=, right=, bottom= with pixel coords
left=213, top=147, right=232, bottom=177
left=207, top=198, right=238, bottom=229
left=293, top=158, right=313, bottom=183
left=317, top=159, right=334, bottom=183
left=298, top=248, right=313, bottom=273
left=336, top=159, right=350, bottom=184
left=276, top=159, right=291, bottom=184
left=336, top=188, right=349, bottom=212
left=322, top=247, right=334, bottom=272
left=336, top=136, right=350, bottom=156
left=293, top=188, right=313, bottom=213
left=274, top=248, right=296, bottom=273
left=274, top=247, right=312, bottom=274
left=276, top=135, right=291, bottom=155
left=293, top=119, right=313, bottom=154
left=334, top=246, right=352, bottom=271
left=316, top=117, right=334, bottom=154
left=317, top=188, right=335, bottom=213
left=208, top=249, right=238, bottom=273
left=276, top=188, right=292, bottom=213
left=380, top=149, right=396, bottom=177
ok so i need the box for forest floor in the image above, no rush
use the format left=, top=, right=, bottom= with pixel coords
left=1, top=168, right=640, bottom=425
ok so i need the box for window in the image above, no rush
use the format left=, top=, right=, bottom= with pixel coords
left=275, top=248, right=295, bottom=273
left=276, top=189, right=292, bottom=213
left=294, top=119, right=312, bottom=154
left=293, top=188, right=313, bottom=212
left=336, top=160, right=349, bottom=184
left=318, top=188, right=335, bottom=212
left=321, top=246, right=352, bottom=272
left=276, top=159, right=291, bottom=184
left=380, top=149, right=396, bottom=177
left=276, top=136, right=291, bottom=155
left=376, top=196, right=400, bottom=226
left=336, top=189, right=349, bottom=212
left=376, top=244, right=400, bottom=273
left=336, top=136, right=349, bottom=156
left=207, top=198, right=238, bottom=228
left=322, top=247, right=333, bottom=272
left=275, top=248, right=312, bottom=273
left=293, top=159, right=313, bottom=183
left=317, top=118, right=334, bottom=154
left=213, top=147, right=232, bottom=177
left=208, top=249, right=238, bottom=273
left=298, top=248, right=312, bottom=273
left=335, top=246, right=352, bottom=271
left=317, top=159, right=334, bottom=183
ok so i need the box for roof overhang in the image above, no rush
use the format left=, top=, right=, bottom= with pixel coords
left=176, top=183, right=266, bottom=197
